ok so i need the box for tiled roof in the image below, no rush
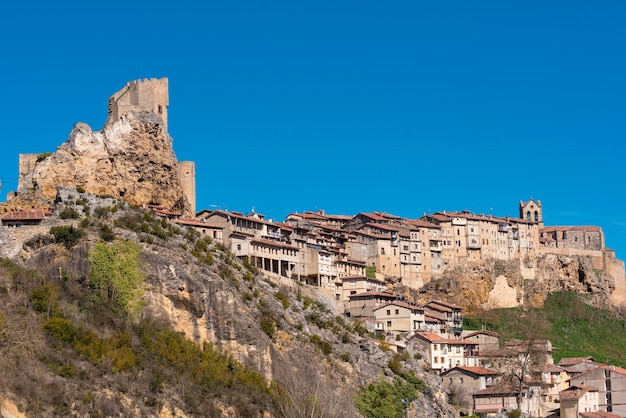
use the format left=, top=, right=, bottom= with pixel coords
left=473, top=385, right=518, bottom=396
left=414, top=331, right=449, bottom=343
left=348, top=291, right=399, bottom=299
left=429, top=299, right=462, bottom=310
left=171, top=218, right=223, bottom=228
left=404, top=219, right=440, bottom=229
left=250, top=238, right=299, bottom=251
left=464, top=330, right=500, bottom=338
left=559, top=385, right=597, bottom=400
left=0, top=210, right=48, bottom=221
left=557, top=356, right=594, bottom=366
left=374, top=301, right=424, bottom=312
left=442, top=366, right=500, bottom=376
left=541, top=226, right=602, bottom=233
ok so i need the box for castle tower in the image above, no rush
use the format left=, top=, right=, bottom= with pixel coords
left=17, top=153, right=40, bottom=193
left=519, top=198, right=543, bottom=226
left=179, top=161, right=196, bottom=216
left=106, top=78, right=169, bottom=131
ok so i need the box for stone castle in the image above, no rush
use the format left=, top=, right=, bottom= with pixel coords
left=9, top=78, right=196, bottom=215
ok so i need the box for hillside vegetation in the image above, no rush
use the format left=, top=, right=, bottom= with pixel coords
left=465, top=291, right=626, bottom=367
left=0, top=192, right=450, bottom=418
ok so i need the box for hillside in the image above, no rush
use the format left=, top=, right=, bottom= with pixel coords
left=464, top=291, right=626, bottom=368
left=0, top=191, right=455, bottom=418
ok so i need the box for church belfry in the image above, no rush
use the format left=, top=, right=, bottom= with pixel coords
left=519, top=198, right=543, bottom=226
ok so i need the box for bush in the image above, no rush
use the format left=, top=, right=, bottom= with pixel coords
left=88, top=239, right=146, bottom=316
left=50, top=225, right=85, bottom=249
left=30, top=285, right=59, bottom=317
left=275, top=290, right=290, bottom=309
left=59, top=207, right=80, bottom=219
left=260, top=315, right=276, bottom=339
left=36, top=152, right=52, bottom=162
left=100, top=224, right=115, bottom=242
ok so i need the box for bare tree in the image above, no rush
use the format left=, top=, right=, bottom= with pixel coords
left=272, top=359, right=359, bottom=418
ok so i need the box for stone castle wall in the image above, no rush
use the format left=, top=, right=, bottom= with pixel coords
left=106, top=78, right=169, bottom=131
left=17, top=154, right=39, bottom=193
left=178, top=161, right=196, bottom=216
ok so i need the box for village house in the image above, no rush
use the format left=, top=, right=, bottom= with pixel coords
left=347, top=290, right=400, bottom=318
left=462, top=329, right=501, bottom=356
left=372, top=301, right=425, bottom=338
left=0, top=209, right=50, bottom=227
left=441, top=366, right=500, bottom=414
left=334, top=275, right=386, bottom=310
left=559, top=385, right=601, bottom=418
left=426, top=300, right=463, bottom=339
left=472, top=385, right=520, bottom=416
left=170, top=218, right=224, bottom=243
left=568, top=364, right=626, bottom=416
left=413, top=331, right=451, bottom=372
left=536, top=364, right=570, bottom=414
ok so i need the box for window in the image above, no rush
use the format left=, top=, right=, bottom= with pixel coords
left=158, top=104, right=163, bottom=114
left=236, top=244, right=241, bottom=250
left=386, top=309, right=391, bottom=315
left=395, top=309, right=399, bottom=315
left=381, top=248, right=385, bottom=255
left=459, top=378, right=464, bottom=384
left=386, top=321, right=392, bottom=327
left=433, top=344, right=438, bottom=351
left=456, top=347, right=460, bottom=353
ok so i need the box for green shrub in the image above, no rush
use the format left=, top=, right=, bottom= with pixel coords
left=355, top=378, right=419, bottom=418
left=43, top=317, right=77, bottom=343
left=275, top=290, right=290, bottom=309
left=260, top=315, right=276, bottom=339
left=30, top=285, right=59, bottom=317
left=50, top=225, right=85, bottom=249
left=59, top=207, right=80, bottom=219
left=76, top=186, right=86, bottom=193
left=100, top=224, right=115, bottom=242
left=36, top=152, right=52, bottom=162
left=88, top=239, right=146, bottom=316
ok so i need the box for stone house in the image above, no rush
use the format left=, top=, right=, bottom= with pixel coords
left=462, top=330, right=501, bottom=356
left=335, top=275, right=386, bottom=310
left=170, top=218, right=224, bottom=243
left=569, top=364, right=626, bottom=416
left=559, top=385, right=601, bottom=418
left=347, top=290, right=400, bottom=318
left=472, top=385, right=520, bottom=416
left=412, top=331, right=451, bottom=372
left=536, top=364, right=570, bottom=414
left=441, top=366, right=500, bottom=414
left=373, top=301, right=425, bottom=338
left=427, top=300, right=463, bottom=339
left=0, top=209, right=49, bottom=227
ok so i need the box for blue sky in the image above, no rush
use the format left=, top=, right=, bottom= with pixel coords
left=1, top=1, right=625, bottom=260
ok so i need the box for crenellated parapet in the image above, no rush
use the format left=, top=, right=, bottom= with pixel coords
left=106, top=78, right=169, bottom=131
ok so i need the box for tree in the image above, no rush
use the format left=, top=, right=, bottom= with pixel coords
left=88, top=239, right=146, bottom=316
left=497, top=310, right=552, bottom=410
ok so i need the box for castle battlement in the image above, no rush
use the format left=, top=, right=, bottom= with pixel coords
left=106, top=77, right=169, bottom=131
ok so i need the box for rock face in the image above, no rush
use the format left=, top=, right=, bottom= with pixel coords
left=18, top=111, right=191, bottom=215
left=413, top=255, right=616, bottom=313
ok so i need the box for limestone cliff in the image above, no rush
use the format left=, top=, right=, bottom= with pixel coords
left=16, top=111, right=190, bottom=216
left=408, top=255, right=617, bottom=314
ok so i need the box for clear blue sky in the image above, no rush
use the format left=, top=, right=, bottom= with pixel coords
left=1, top=1, right=625, bottom=260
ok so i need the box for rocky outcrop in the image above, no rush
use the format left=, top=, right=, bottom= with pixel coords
left=412, top=255, right=616, bottom=313
left=17, top=111, right=190, bottom=215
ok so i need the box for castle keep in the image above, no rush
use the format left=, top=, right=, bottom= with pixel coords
left=12, top=77, right=196, bottom=215
left=106, top=78, right=169, bottom=132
